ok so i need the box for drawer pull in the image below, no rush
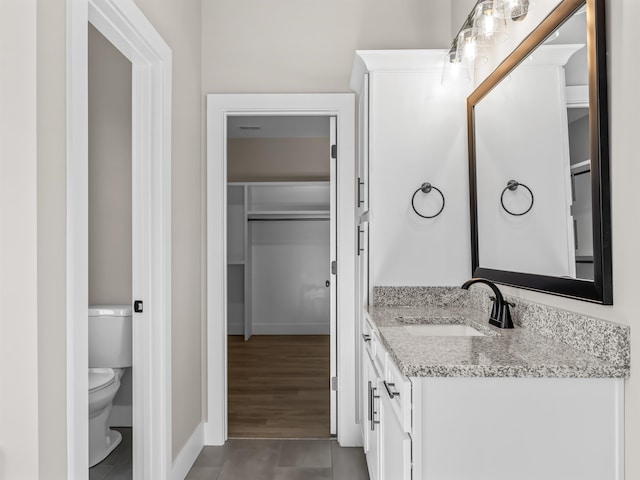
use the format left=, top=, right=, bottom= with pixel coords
left=368, top=381, right=380, bottom=430
left=383, top=380, right=400, bottom=399
left=362, top=333, right=371, bottom=342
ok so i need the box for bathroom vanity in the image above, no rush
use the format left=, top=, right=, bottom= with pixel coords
left=351, top=2, right=626, bottom=478
left=361, top=287, right=629, bottom=480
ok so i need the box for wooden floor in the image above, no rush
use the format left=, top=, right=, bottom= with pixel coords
left=227, top=335, right=331, bottom=438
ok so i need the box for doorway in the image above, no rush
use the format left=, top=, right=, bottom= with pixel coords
left=87, top=22, right=133, bottom=476
left=225, top=115, right=335, bottom=438
left=206, top=94, right=360, bottom=447
left=67, top=1, right=172, bottom=478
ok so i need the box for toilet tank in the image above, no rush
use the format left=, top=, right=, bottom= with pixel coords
left=89, top=305, right=133, bottom=368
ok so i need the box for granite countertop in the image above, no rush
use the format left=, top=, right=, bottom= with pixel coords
left=366, top=304, right=630, bottom=379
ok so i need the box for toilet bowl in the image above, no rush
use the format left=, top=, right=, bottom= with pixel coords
left=88, top=305, right=132, bottom=467
left=89, top=368, right=125, bottom=466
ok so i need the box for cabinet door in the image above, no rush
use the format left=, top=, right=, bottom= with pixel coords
left=380, top=383, right=412, bottom=480
left=364, top=353, right=381, bottom=480
left=357, top=73, right=369, bottom=215
left=356, top=220, right=369, bottom=431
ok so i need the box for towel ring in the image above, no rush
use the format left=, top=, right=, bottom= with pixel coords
left=411, top=182, right=445, bottom=219
left=500, top=180, right=534, bottom=216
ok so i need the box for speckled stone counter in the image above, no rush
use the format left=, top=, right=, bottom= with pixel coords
left=367, top=287, right=630, bottom=379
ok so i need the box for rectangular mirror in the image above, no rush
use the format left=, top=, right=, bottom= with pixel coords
left=467, top=0, right=612, bottom=303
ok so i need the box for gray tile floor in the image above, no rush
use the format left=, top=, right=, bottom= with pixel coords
left=186, top=439, right=370, bottom=480
left=89, top=427, right=133, bottom=480
left=87, top=429, right=369, bottom=480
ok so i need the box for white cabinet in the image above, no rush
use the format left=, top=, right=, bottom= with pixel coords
left=379, top=383, right=411, bottom=480
left=364, top=352, right=381, bottom=480
left=412, top=376, right=623, bottom=480
left=356, top=73, right=369, bottom=216
left=361, top=319, right=624, bottom=480
left=362, top=323, right=412, bottom=480
left=355, top=220, right=369, bottom=429
left=350, top=51, right=472, bottom=289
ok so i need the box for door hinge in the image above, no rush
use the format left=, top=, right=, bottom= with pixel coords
left=331, top=376, right=338, bottom=391
left=331, top=144, right=337, bottom=159
left=331, top=260, right=337, bottom=275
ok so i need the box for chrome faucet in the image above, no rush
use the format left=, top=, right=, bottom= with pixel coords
left=461, top=278, right=514, bottom=329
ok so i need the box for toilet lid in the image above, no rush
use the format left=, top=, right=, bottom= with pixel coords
left=89, top=368, right=116, bottom=393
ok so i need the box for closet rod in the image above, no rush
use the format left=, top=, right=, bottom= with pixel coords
left=247, top=217, right=330, bottom=222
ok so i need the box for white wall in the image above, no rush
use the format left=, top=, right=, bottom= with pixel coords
left=88, top=24, right=133, bottom=306
left=36, top=0, right=68, bottom=476
left=228, top=137, right=330, bottom=182
left=201, top=0, right=453, bottom=93
left=0, top=2, right=39, bottom=479
left=251, top=221, right=330, bottom=334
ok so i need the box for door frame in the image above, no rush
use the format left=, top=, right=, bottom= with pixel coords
left=205, top=94, right=360, bottom=446
left=67, top=0, right=172, bottom=478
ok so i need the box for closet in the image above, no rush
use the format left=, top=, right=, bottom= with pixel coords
left=227, top=181, right=331, bottom=339
left=225, top=115, right=334, bottom=438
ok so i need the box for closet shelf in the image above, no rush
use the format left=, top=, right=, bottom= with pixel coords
left=247, top=210, right=330, bottom=221
left=227, top=259, right=246, bottom=265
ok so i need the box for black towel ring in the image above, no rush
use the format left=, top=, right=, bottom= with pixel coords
left=411, top=182, right=445, bottom=219
left=500, top=180, right=534, bottom=216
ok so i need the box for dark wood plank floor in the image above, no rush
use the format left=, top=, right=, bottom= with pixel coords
left=227, top=335, right=331, bottom=438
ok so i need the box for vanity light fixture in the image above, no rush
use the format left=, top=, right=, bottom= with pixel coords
left=442, top=0, right=533, bottom=86
left=494, top=0, right=531, bottom=21
left=456, top=26, right=488, bottom=64
left=441, top=44, right=472, bottom=86
left=472, top=0, right=509, bottom=46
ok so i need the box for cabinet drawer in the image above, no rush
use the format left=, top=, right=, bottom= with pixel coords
left=384, top=355, right=412, bottom=433
left=372, top=332, right=386, bottom=374
left=362, top=317, right=375, bottom=357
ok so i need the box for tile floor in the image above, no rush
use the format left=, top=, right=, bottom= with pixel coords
left=185, top=439, right=370, bottom=480
left=88, top=427, right=132, bottom=480
left=87, top=429, right=369, bottom=480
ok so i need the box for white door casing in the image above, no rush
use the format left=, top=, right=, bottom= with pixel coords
left=67, top=1, right=172, bottom=478
left=206, top=94, right=359, bottom=446
left=329, top=116, right=338, bottom=435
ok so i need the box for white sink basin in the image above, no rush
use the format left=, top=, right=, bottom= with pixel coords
left=403, top=324, right=485, bottom=337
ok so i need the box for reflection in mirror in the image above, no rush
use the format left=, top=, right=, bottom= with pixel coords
left=468, top=0, right=612, bottom=303
left=475, top=7, right=589, bottom=279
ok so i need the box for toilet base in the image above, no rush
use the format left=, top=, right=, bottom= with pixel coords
left=90, top=428, right=122, bottom=467
left=89, top=368, right=125, bottom=467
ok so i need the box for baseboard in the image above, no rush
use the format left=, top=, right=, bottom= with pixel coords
left=252, top=323, right=330, bottom=335
left=171, top=422, right=204, bottom=480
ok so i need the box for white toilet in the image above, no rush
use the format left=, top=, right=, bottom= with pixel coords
left=88, top=304, right=132, bottom=467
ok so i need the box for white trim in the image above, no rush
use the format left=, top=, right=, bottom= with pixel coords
left=170, top=423, right=204, bottom=480
left=349, top=50, right=447, bottom=93
left=67, top=1, right=172, bottom=478
left=205, top=94, right=360, bottom=446
left=66, top=2, right=90, bottom=477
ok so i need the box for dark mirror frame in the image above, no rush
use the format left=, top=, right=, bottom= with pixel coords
left=467, top=0, right=612, bottom=304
